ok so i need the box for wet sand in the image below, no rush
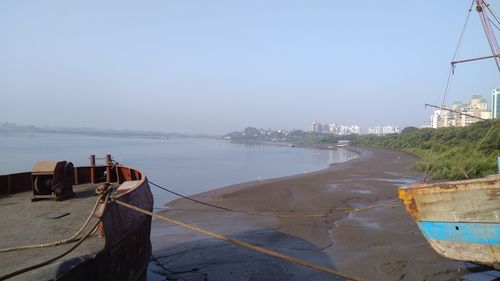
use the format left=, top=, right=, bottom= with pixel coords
left=149, top=147, right=471, bottom=281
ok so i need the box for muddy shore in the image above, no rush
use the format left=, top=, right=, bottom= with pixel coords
left=149, top=147, right=470, bottom=281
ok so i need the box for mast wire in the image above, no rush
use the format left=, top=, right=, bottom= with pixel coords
left=474, top=120, right=497, bottom=152
left=440, top=0, right=475, bottom=106
left=488, top=16, right=500, bottom=31
left=485, top=1, right=500, bottom=26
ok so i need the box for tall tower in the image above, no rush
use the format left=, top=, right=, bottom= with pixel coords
left=493, top=87, right=500, bottom=118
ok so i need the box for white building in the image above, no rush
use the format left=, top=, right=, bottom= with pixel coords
left=493, top=87, right=500, bottom=118
left=310, top=122, right=322, bottom=133
left=368, top=126, right=400, bottom=135
left=311, top=121, right=360, bottom=135
left=383, top=126, right=401, bottom=134
left=367, top=126, right=382, bottom=135
left=349, top=125, right=361, bottom=135
left=430, top=94, right=493, bottom=128
left=431, top=110, right=441, bottom=129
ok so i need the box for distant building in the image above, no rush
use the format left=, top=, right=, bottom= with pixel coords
left=368, top=126, right=382, bottom=135
left=310, top=122, right=322, bottom=133
left=329, top=123, right=360, bottom=135
left=328, top=123, right=337, bottom=134
left=493, top=87, right=500, bottom=118
left=431, top=110, right=441, bottom=128
left=310, top=121, right=360, bottom=135
left=367, top=126, right=400, bottom=135
left=349, top=125, right=361, bottom=135
left=431, top=94, right=492, bottom=128
left=383, top=126, right=400, bottom=134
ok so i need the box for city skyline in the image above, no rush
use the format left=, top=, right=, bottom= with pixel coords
left=1, top=1, right=499, bottom=134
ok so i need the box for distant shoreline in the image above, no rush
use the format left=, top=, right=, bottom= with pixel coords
left=0, top=122, right=193, bottom=140
left=0, top=122, right=202, bottom=139
left=0, top=130, right=172, bottom=140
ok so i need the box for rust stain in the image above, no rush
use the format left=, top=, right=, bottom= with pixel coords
left=398, top=189, right=420, bottom=220
left=408, top=198, right=417, bottom=212
left=401, top=177, right=499, bottom=195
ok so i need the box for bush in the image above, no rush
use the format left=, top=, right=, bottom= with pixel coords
left=351, top=119, right=500, bottom=180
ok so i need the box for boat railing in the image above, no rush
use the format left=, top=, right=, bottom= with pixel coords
left=0, top=155, right=144, bottom=196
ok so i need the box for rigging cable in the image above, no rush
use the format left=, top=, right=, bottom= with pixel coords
left=115, top=199, right=368, bottom=281
left=148, top=180, right=232, bottom=212
left=440, top=0, right=476, bottom=106
left=484, top=0, right=500, bottom=26
left=488, top=16, right=500, bottom=31
left=148, top=180, right=399, bottom=218
left=146, top=180, right=397, bottom=280
left=474, top=120, right=498, bottom=152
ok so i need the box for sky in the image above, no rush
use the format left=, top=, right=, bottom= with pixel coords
left=1, top=0, right=499, bottom=134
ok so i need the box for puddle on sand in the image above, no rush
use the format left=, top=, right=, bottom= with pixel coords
left=373, top=178, right=418, bottom=186
left=326, top=183, right=340, bottom=191
left=327, top=184, right=372, bottom=194
left=346, top=212, right=381, bottom=229
left=349, top=189, right=372, bottom=194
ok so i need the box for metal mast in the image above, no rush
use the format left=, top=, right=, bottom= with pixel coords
left=452, top=0, right=500, bottom=72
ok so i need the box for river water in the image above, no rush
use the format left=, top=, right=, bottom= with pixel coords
left=0, top=132, right=353, bottom=207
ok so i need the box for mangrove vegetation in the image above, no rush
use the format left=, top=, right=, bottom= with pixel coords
left=351, top=120, right=500, bottom=180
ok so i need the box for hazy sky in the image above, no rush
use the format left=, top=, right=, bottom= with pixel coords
left=1, top=0, right=499, bottom=134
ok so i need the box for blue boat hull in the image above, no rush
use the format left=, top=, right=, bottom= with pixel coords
left=418, top=222, right=500, bottom=245
left=399, top=176, right=500, bottom=269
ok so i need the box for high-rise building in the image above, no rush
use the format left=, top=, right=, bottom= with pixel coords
left=431, top=110, right=442, bottom=128
left=310, top=122, right=321, bottom=132
left=493, top=87, right=500, bottom=118
left=430, top=94, right=492, bottom=128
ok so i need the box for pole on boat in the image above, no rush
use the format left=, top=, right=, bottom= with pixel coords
left=90, top=155, right=96, bottom=184
left=475, top=0, right=500, bottom=72
left=105, top=154, right=112, bottom=183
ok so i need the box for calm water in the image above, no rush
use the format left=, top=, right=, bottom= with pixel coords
left=0, top=133, right=352, bottom=207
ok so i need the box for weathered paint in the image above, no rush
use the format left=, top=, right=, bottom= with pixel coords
left=426, top=238, right=500, bottom=270
left=398, top=175, right=500, bottom=222
left=418, top=221, right=500, bottom=244
left=398, top=175, right=500, bottom=269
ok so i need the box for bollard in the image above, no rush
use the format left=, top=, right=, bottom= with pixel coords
left=105, top=154, right=112, bottom=183
left=90, top=155, right=96, bottom=184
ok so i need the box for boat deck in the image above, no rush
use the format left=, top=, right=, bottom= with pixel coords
left=0, top=183, right=105, bottom=280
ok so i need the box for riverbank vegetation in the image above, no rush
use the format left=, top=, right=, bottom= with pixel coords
left=227, top=120, right=499, bottom=180
left=351, top=120, right=500, bottom=180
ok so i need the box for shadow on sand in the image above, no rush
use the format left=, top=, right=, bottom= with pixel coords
left=147, top=229, right=341, bottom=281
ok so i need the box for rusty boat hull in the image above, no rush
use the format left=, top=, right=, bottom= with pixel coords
left=398, top=175, right=500, bottom=269
left=0, top=161, right=154, bottom=281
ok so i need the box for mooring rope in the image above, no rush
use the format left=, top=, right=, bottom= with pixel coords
left=148, top=180, right=399, bottom=218
left=0, top=194, right=103, bottom=254
left=114, top=199, right=368, bottom=281
left=0, top=191, right=112, bottom=281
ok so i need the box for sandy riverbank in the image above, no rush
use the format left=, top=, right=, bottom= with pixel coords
left=149, top=147, right=470, bottom=281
